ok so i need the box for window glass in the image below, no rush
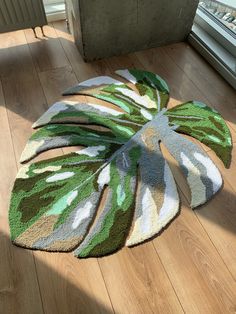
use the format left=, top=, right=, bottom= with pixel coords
left=199, top=0, right=236, bottom=34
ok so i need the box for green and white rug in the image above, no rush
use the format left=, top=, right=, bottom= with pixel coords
left=9, top=69, right=232, bottom=258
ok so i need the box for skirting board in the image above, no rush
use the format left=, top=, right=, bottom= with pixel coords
left=188, top=25, right=236, bottom=90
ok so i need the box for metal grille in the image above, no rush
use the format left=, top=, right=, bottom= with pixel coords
left=0, top=0, right=47, bottom=33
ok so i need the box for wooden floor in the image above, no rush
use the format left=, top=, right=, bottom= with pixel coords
left=0, top=21, right=236, bottom=314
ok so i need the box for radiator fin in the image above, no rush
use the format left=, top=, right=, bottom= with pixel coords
left=0, top=0, right=47, bottom=33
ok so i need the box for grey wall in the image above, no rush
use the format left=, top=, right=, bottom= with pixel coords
left=67, top=0, right=199, bottom=61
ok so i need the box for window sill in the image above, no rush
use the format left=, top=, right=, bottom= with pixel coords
left=44, top=2, right=66, bottom=22
left=189, top=8, right=236, bottom=90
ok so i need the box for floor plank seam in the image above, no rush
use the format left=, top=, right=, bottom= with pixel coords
left=177, top=182, right=236, bottom=282
left=151, top=242, right=186, bottom=313
left=1, top=76, right=45, bottom=313
left=97, top=260, right=116, bottom=314
left=164, top=47, right=236, bottom=117
left=194, top=214, right=236, bottom=282
left=51, top=22, right=118, bottom=312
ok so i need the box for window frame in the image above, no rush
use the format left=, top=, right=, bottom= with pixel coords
left=189, top=6, right=236, bottom=89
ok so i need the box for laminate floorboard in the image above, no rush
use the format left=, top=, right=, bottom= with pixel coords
left=0, top=21, right=235, bottom=313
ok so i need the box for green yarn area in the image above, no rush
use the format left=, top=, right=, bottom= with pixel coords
left=9, top=69, right=232, bottom=258
left=76, top=146, right=141, bottom=257
left=165, top=101, right=232, bottom=168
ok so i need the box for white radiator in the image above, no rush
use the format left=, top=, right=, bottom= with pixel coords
left=0, top=0, right=47, bottom=33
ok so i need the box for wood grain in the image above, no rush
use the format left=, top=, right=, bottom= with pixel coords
left=34, top=64, right=115, bottom=314
left=1, top=27, right=113, bottom=314
left=135, top=46, right=236, bottom=281
left=0, top=79, right=43, bottom=314
left=0, top=21, right=236, bottom=313
left=107, top=49, right=236, bottom=313
left=53, top=21, right=184, bottom=314
left=24, top=24, right=70, bottom=73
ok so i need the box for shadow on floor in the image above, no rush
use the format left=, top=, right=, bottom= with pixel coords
left=0, top=24, right=235, bottom=248
left=0, top=231, right=113, bottom=314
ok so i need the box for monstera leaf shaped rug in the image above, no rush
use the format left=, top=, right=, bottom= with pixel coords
left=9, top=69, right=232, bottom=258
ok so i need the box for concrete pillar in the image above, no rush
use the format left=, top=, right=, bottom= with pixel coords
left=66, top=0, right=199, bottom=61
